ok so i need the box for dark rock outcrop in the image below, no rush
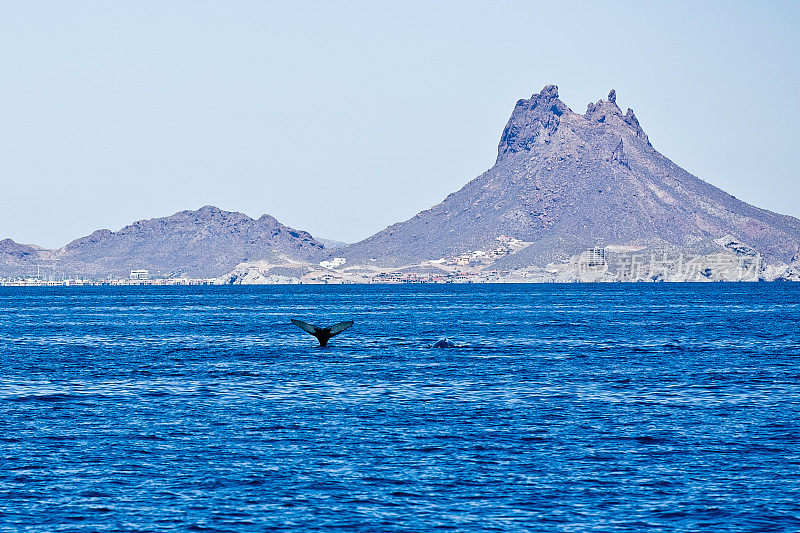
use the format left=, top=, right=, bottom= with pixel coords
left=0, top=239, right=45, bottom=277
left=0, top=238, right=41, bottom=259
left=611, top=140, right=628, bottom=167
left=496, top=85, right=569, bottom=161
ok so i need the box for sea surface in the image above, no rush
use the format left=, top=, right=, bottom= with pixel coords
left=1, top=284, right=799, bottom=532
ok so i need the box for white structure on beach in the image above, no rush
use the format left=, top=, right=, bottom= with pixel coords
left=320, top=258, right=346, bottom=269
left=129, top=269, right=150, bottom=280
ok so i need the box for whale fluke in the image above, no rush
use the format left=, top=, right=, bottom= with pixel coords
left=291, top=319, right=354, bottom=347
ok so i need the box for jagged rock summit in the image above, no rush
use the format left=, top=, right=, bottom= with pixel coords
left=1, top=206, right=325, bottom=278
left=337, top=85, right=800, bottom=268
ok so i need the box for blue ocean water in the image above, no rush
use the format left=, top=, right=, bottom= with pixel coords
left=1, top=284, right=799, bottom=532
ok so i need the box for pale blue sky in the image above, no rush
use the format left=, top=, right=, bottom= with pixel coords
left=2, top=1, right=798, bottom=248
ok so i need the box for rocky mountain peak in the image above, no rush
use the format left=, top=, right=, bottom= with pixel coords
left=584, top=89, right=649, bottom=145
left=257, top=213, right=279, bottom=224
left=196, top=205, right=222, bottom=215
left=623, top=108, right=649, bottom=144
left=497, top=86, right=653, bottom=164
left=585, top=91, right=620, bottom=120
left=540, top=84, right=559, bottom=99
left=496, top=84, right=571, bottom=162
left=336, top=84, right=800, bottom=271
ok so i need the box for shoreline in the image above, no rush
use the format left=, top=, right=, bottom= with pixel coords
left=1, top=278, right=795, bottom=287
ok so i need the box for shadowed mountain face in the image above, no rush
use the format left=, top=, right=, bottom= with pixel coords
left=0, top=239, right=44, bottom=277
left=1, top=206, right=325, bottom=278
left=338, top=85, right=800, bottom=267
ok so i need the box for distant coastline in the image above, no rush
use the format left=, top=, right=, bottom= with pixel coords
left=3, top=242, right=797, bottom=286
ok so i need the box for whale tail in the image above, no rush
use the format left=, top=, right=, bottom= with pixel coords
left=291, top=319, right=354, bottom=347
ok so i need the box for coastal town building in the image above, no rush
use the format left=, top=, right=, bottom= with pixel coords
left=129, top=269, right=150, bottom=280
left=587, top=247, right=606, bottom=267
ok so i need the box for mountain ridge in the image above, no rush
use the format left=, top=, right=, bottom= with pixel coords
left=0, top=206, right=325, bottom=278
